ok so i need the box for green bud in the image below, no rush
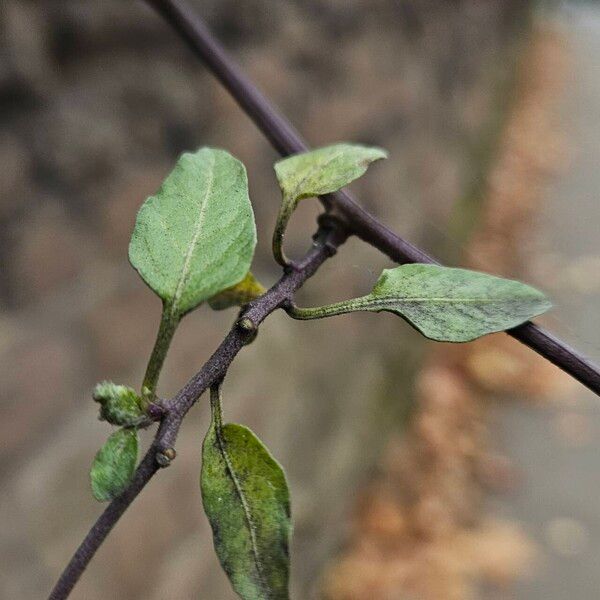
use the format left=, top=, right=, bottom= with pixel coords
left=93, top=381, right=145, bottom=427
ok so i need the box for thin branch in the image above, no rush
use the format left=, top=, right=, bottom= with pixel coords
left=48, top=451, right=158, bottom=600
left=48, top=225, right=346, bottom=600
left=144, top=0, right=600, bottom=396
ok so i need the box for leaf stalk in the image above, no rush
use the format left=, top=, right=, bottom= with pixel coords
left=142, top=305, right=180, bottom=401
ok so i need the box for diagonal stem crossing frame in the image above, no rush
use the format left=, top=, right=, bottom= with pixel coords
left=48, top=2, right=600, bottom=598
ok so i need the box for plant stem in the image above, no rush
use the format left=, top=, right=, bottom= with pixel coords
left=142, top=305, right=180, bottom=400
left=209, top=382, right=224, bottom=429
left=287, top=298, right=369, bottom=320
left=272, top=195, right=295, bottom=267
left=48, top=450, right=159, bottom=600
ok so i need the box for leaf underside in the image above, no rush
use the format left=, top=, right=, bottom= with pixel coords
left=129, top=147, right=257, bottom=318
left=90, top=428, right=138, bottom=502
left=201, top=422, right=291, bottom=600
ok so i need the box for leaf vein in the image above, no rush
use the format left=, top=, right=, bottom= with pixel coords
left=214, top=425, right=270, bottom=598
left=170, top=151, right=215, bottom=317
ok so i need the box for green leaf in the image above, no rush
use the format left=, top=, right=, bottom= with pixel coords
left=274, top=143, right=388, bottom=204
left=272, top=143, right=387, bottom=265
left=289, top=263, right=552, bottom=342
left=93, top=381, right=146, bottom=427
left=90, top=428, right=138, bottom=502
left=208, top=271, right=266, bottom=311
left=129, top=147, right=257, bottom=318
left=201, top=389, right=291, bottom=600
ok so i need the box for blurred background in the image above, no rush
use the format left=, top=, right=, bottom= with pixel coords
left=1, top=1, right=599, bottom=598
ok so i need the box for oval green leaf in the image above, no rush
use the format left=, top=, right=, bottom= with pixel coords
left=90, top=428, right=138, bottom=502
left=289, top=263, right=552, bottom=342
left=129, top=147, right=257, bottom=318
left=201, top=413, right=291, bottom=599
left=272, top=143, right=387, bottom=265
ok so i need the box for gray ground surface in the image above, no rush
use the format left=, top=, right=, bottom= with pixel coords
left=489, top=5, right=600, bottom=599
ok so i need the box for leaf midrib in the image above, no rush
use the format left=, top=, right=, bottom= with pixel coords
left=170, top=151, right=215, bottom=317
left=214, top=425, right=270, bottom=598
left=320, top=295, right=541, bottom=315
left=369, top=295, right=538, bottom=304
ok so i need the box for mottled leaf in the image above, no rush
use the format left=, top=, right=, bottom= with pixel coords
left=90, top=428, right=138, bottom=502
left=201, top=396, right=291, bottom=600
left=93, top=381, right=146, bottom=427
left=208, top=271, right=266, bottom=311
left=272, top=143, right=387, bottom=265
left=129, top=147, right=257, bottom=318
left=290, top=263, right=551, bottom=342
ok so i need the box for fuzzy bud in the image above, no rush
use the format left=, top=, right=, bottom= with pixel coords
left=93, top=381, right=146, bottom=427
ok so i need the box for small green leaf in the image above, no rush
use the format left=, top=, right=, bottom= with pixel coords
left=201, top=388, right=291, bottom=600
left=129, top=147, right=257, bottom=319
left=272, top=143, right=387, bottom=265
left=93, top=381, right=146, bottom=427
left=289, top=263, right=551, bottom=342
left=90, top=428, right=138, bottom=502
left=208, top=271, right=267, bottom=311
left=274, top=143, right=388, bottom=205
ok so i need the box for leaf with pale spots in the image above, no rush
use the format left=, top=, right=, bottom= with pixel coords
left=289, top=263, right=551, bottom=342
left=201, top=392, right=291, bottom=600
left=129, top=147, right=257, bottom=318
